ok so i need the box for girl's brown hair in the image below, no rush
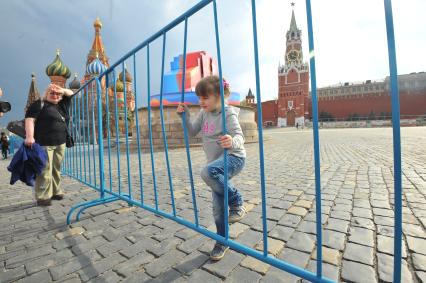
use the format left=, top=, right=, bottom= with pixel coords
left=195, top=75, right=230, bottom=98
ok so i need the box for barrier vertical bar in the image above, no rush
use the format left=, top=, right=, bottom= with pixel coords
left=82, top=91, right=87, bottom=183
left=104, top=73, right=113, bottom=192
left=305, top=0, right=323, bottom=278
left=180, top=16, right=199, bottom=226
left=132, top=54, right=144, bottom=204
left=95, top=78, right=106, bottom=199
left=250, top=0, right=268, bottom=256
left=86, top=85, right=92, bottom=185
left=212, top=0, right=230, bottom=240
left=159, top=32, right=177, bottom=216
left=112, top=70, right=122, bottom=195
left=78, top=93, right=82, bottom=179
left=146, top=44, right=159, bottom=210
left=72, top=96, right=77, bottom=178
left=122, top=62, right=133, bottom=200
left=91, top=82, right=97, bottom=188
left=383, top=0, right=402, bottom=282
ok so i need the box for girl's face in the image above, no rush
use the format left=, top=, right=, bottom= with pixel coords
left=198, top=92, right=221, bottom=112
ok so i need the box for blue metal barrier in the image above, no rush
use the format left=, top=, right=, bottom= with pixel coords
left=62, top=1, right=402, bottom=282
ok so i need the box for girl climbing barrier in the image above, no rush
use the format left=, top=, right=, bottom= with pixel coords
left=62, top=0, right=403, bottom=282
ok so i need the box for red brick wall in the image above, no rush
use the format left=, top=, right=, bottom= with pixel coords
left=314, top=92, right=426, bottom=119
left=255, top=100, right=278, bottom=126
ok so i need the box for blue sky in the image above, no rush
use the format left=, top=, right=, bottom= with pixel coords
left=0, top=0, right=425, bottom=125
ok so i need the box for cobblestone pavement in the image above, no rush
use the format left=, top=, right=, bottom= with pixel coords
left=1, top=127, right=426, bottom=283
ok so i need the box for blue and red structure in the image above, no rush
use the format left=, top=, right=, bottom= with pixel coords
left=62, top=0, right=403, bottom=282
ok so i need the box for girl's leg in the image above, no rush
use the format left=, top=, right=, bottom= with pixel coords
left=201, top=156, right=245, bottom=207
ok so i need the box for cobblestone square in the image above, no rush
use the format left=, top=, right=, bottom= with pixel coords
left=1, top=127, right=426, bottom=282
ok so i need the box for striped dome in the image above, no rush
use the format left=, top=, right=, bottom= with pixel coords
left=45, top=50, right=71, bottom=79
left=86, top=55, right=107, bottom=75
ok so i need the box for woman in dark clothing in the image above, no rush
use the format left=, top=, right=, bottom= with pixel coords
left=1, top=132, right=9, bottom=159
left=25, top=84, right=74, bottom=206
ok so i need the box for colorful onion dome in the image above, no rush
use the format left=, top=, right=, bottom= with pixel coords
left=119, top=68, right=133, bottom=83
left=115, top=80, right=124, bottom=92
left=86, top=53, right=107, bottom=75
left=45, top=49, right=71, bottom=79
left=69, top=73, right=81, bottom=90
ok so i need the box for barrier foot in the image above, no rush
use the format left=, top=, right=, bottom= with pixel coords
left=67, top=196, right=118, bottom=225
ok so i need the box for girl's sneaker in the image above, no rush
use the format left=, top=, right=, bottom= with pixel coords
left=210, top=243, right=229, bottom=261
left=229, top=206, right=246, bottom=223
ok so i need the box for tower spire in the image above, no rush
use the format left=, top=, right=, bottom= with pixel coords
left=25, top=73, right=40, bottom=113
left=86, top=17, right=109, bottom=74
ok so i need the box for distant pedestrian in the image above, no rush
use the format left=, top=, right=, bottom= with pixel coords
left=1, top=132, right=9, bottom=159
left=296, top=122, right=299, bottom=130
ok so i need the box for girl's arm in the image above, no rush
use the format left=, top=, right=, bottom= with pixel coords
left=226, top=113, right=245, bottom=149
left=177, top=103, right=202, bottom=137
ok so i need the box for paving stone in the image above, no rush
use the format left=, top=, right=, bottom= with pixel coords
left=268, top=225, right=295, bottom=242
left=352, top=217, right=375, bottom=230
left=377, top=253, right=413, bottom=283
left=229, top=223, right=250, bottom=239
left=78, top=253, right=126, bottom=282
left=341, top=260, right=377, bottom=283
left=5, top=245, right=55, bottom=268
left=147, top=237, right=182, bottom=257
left=343, top=242, right=374, bottom=265
left=311, top=246, right=340, bottom=266
left=204, top=250, right=245, bottom=279
left=377, top=225, right=394, bottom=237
left=120, top=237, right=158, bottom=258
left=413, top=253, right=426, bottom=271
left=55, top=227, right=85, bottom=240
left=353, top=207, right=373, bottom=219
left=237, top=229, right=263, bottom=248
left=145, top=249, right=186, bottom=277
left=304, top=260, right=339, bottom=282
left=120, top=270, right=153, bottom=283
left=49, top=250, right=102, bottom=280
left=251, top=220, right=278, bottom=233
left=279, top=248, right=310, bottom=268
left=403, top=223, right=426, bottom=238
left=174, top=251, right=209, bottom=275
left=71, top=236, right=108, bottom=256
left=287, top=206, right=308, bottom=217
left=374, top=215, right=394, bottom=226
left=287, top=190, right=303, bottom=197
left=177, top=235, right=208, bottom=254
left=187, top=269, right=221, bottom=283
left=326, top=218, right=349, bottom=233
left=277, top=213, right=301, bottom=228
left=417, top=271, right=426, bottom=283
left=25, top=249, right=74, bottom=275
left=0, top=266, right=26, bottom=283
left=286, top=232, right=315, bottom=253
left=294, top=200, right=312, bottom=209
left=297, top=221, right=317, bottom=235
left=225, top=266, right=262, bottom=282
left=323, top=229, right=346, bottom=251
left=261, top=266, right=300, bottom=283
left=240, top=256, right=271, bottom=275
left=330, top=209, right=351, bottom=221
left=113, top=252, right=154, bottom=277
left=348, top=226, right=374, bottom=247
left=16, top=269, right=51, bottom=283
left=377, top=235, right=408, bottom=257
left=255, top=238, right=285, bottom=256
left=407, top=236, right=426, bottom=255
